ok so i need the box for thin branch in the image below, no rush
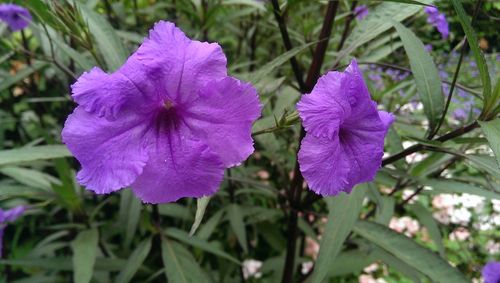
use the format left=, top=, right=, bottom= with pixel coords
left=382, top=121, right=479, bottom=166
left=270, top=0, right=306, bottom=92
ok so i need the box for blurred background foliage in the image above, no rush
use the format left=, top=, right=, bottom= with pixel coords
left=0, top=0, right=499, bottom=282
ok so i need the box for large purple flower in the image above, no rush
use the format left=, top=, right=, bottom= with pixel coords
left=296, top=60, right=394, bottom=196
left=0, top=206, right=25, bottom=257
left=424, top=6, right=449, bottom=39
left=0, top=4, right=32, bottom=31
left=483, top=261, right=500, bottom=283
left=62, top=21, right=262, bottom=203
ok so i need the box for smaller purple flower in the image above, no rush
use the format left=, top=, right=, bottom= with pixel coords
left=424, top=44, right=433, bottom=52
left=453, top=108, right=467, bottom=121
left=296, top=59, right=394, bottom=196
left=354, top=5, right=369, bottom=20
left=0, top=4, right=32, bottom=31
left=0, top=206, right=25, bottom=257
left=482, top=261, right=500, bottom=283
left=424, top=6, right=449, bottom=39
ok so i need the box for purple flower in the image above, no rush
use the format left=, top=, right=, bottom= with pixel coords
left=482, top=261, right=500, bottom=283
left=424, top=44, right=433, bottom=52
left=424, top=6, right=449, bottom=39
left=453, top=108, right=467, bottom=120
left=0, top=206, right=25, bottom=257
left=296, top=60, right=394, bottom=196
left=354, top=5, right=369, bottom=20
left=62, top=21, right=262, bottom=203
left=0, top=4, right=32, bottom=31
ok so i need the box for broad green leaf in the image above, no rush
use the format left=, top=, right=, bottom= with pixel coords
left=479, top=119, right=500, bottom=166
left=71, top=229, right=99, bottom=283
left=310, top=184, right=367, bottom=283
left=0, top=61, right=47, bottom=91
left=393, top=21, right=443, bottom=131
left=165, top=228, right=240, bottom=264
left=227, top=204, right=248, bottom=253
left=161, top=238, right=208, bottom=283
left=0, top=184, right=52, bottom=200
left=353, top=221, right=468, bottom=283
left=78, top=4, right=128, bottom=70
left=328, top=248, right=377, bottom=277
left=0, top=145, right=71, bottom=166
left=335, top=0, right=431, bottom=66
left=375, top=196, right=395, bottom=225
left=197, top=209, right=224, bottom=240
left=117, top=190, right=142, bottom=249
left=0, top=258, right=126, bottom=271
left=158, top=203, right=193, bottom=220
left=464, top=155, right=500, bottom=178
left=450, top=0, right=492, bottom=113
left=116, top=238, right=152, bottom=283
left=249, top=41, right=315, bottom=85
left=420, top=179, right=500, bottom=200
left=189, top=196, right=211, bottom=236
left=409, top=203, right=445, bottom=257
left=372, top=246, right=426, bottom=282
left=0, top=167, right=57, bottom=190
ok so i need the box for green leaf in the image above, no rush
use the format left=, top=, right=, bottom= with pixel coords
left=0, top=145, right=71, bottom=166
left=197, top=209, right=224, bottom=240
left=116, top=238, right=152, bottom=283
left=249, top=41, right=315, bottom=85
left=353, top=221, right=468, bottom=283
left=375, top=196, right=395, bottom=225
left=310, top=184, right=367, bottom=283
left=335, top=0, right=431, bottom=66
left=420, top=179, right=500, bottom=200
left=161, top=238, right=208, bottom=283
left=227, top=204, right=248, bottom=253
left=77, top=4, right=128, bottom=70
left=450, top=0, right=492, bottom=113
left=189, top=196, right=211, bottom=236
left=479, top=119, right=500, bottom=166
left=393, top=20, right=443, bottom=132
left=71, top=229, right=99, bottom=283
left=0, top=61, right=47, bottom=91
left=372, top=246, right=426, bottom=282
left=117, top=190, right=142, bottom=249
left=409, top=203, right=445, bottom=257
left=165, top=228, right=240, bottom=264
left=0, top=258, right=126, bottom=271
left=0, top=167, right=57, bottom=190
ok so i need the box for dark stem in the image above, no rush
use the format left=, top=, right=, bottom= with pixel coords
left=281, top=2, right=339, bottom=282
left=270, top=0, right=306, bottom=92
left=382, top=121, right=479, bottom=166
left=336, top=0, right=357, bottom=52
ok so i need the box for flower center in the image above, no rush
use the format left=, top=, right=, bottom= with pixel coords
left=163, top=100, right=174, bottom=110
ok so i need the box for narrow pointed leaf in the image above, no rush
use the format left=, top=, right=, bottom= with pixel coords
left=310, top=184, right=367, bottom=282
left=353, top=221, right=468, bottom=283
left=393, top=20, right=443, bottom=132
left=189, top=196, right=211, bottom=236
left=479, top=119, right=500, bottom=166
left=116, top=238, right=152, bottom=283
left=71, top=229, right=99, bottom=283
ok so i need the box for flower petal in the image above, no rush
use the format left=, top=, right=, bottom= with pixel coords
left=299, top=134, right=351, bottom=195
left=135, top=21, right=227, bottom=105
left=62, top=107, right=152, bottom=194
left=297, top=72, right=352, bottom=139
left=183, top=77, right=262, bottom=167
left=131, top=130, right=224, bottom=204
left=71, top=56, right=164, bottom=120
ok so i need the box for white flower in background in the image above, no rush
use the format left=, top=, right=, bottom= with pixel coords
left=450, top=207, right=472, bottom=225
left=432, top=194, right=457, bottom=210
left=304, top=237, right=320, bottom=260
left=459, top=194, right=484, bottom=211
left=389, top=216, right=420, bottom=237
left=449, top=227, right=470, bottom=241
left=485, top=240, right=500, bottom=254
left=242, top=259, right=263, bottom=279
left=433, top=210, right=450, bottom=224
left=363, top=263, right=379, bottom=273
left=492, top=199, right=500, bottom=213
left=402, top=189, right=418, bottom=203
left=301, top=261, right=313, bottom=275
